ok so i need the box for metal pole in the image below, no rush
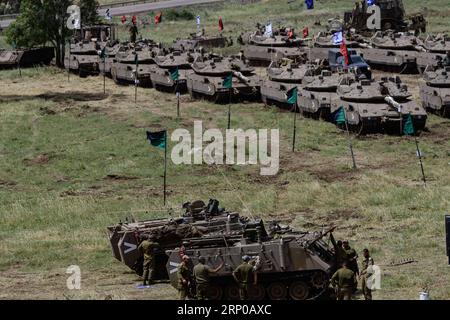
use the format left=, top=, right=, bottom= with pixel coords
left=163, top=133, right=168, bottom=206
left=176, top=80, right=180, bottom=118
left=227, top=89, right=232, bottom=130
left=344, top=113, right=357, bottom=170
left=103, top=57, right=106, bottom=94
left=414, top=136, right=426, bottom=186
left=292, top=104, right=297, bottom=153
left=68, top=41, right=71, bottom=82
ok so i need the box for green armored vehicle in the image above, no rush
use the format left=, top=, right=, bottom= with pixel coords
left=419, top=65, right=450, bottom=117
left=260, top=60, right=312, bottom=108
left=165, top=225, right=338, bottom=300
left=107, top=199, right=248, bottom=278
left=111, top=40, right=158, bottom=87
left=331, top=75, right=426, bottom=134
left=172, top=31, right=232, bottom=52
left=0, top=47, right=54, bottom=69
left=149, top=50, right=196, bottom=93
left=187, top=54, right=261, bottom=103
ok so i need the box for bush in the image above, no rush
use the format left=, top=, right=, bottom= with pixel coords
left=164, top=9, right=195, bottom=21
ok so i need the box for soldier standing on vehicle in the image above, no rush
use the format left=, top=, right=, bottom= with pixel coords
left=193, top=256, right=224, bottom=300
left=359, top=249, right=375, bottom=300
left=129, top=22, right=139, bottom=43
left=331, top=261, right=357, bottom=300
left=330, top=234, right=348, bottom=268
left=443, top=51, right=450, bottom=67
left=232, top=256, right=257, bottom=300
left=138, top=234, right=160, bottom=286
left=343, top=240, right=359, bottom=275
left=177, top=255, right=192, bottom=300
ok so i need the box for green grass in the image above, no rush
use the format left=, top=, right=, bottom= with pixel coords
left=0, top=0, right=450, bottom=300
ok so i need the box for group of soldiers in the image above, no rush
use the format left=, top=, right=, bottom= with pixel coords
left=331, top=240, right=375, bottom=300
left=138, top=234, right=375, bottom=301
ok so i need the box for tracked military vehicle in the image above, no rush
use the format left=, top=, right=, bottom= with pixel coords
left=241, top=28, right=307, bottom=66
left=419, top=65, right=450, bottom=118
left=65, top=25, right=115, bottom=77
left=298, top=69, right=351, bottom=120
left=260, top=60, right=312, bottom=108
left=172, top=31, right=232, bottom=52
left=187, top=54, right=261, bottom=103
left=358, top=31, right=429, bottom=73
left=99, top=41, right=121, bottom=77
left=423, top=34, right=450, bottom=53
left=166, top=225, right=338, bottom=300
left=107, top=199, right=249, bottom=278
left=331, top=75, right=426, bottom=134
left=0, top=47, right=54, bottom=69
left=111, top=40, right=158, bottom=87
left=149, top=50, right=195, bottom=93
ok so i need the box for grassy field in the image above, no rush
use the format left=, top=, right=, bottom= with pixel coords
left=0, top=0, right=449, bottom=300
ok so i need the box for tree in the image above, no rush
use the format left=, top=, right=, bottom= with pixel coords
left=5, top=0, right=99, bottom=67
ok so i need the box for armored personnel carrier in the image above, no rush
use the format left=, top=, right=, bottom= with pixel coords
left=419, top=65, right=450, bottom=118
left=0, top=47, right=54, bottom=69
left=332, top=76, right=426, bottom=134
left=165, top=225, right=338, bottom=300
left=313, top=31, right=361, bottom=49
left=172, top=31, right=232, bottom=52
left=260, top=60, right=312, bottom=108
left=107, top=199, right=249, bottom=278
left=149, top=50, right=195, bottom=93
left=187, top=54, right=261, bottom=103
left=298, top=69, right=351, bottom=120
left=111, top=40, right=158, bottom=87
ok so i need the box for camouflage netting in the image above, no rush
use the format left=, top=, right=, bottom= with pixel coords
left=147, top=224, right=208, bottom=245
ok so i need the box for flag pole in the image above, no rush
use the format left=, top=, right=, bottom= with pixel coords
left=228, top=85, right=232, bottom=130
left=292, top=104, right=297, bottom=153
left=163, top=132, right=168, bottom=206
left=103, top=56, right=106, bottom=94
left=413, top=133, right=426, bottom=186
left=68, top=39, right=71, bottom=82
left=176, top=80, right=180, bottom=118
left=344, top=110, right=357, bottom=170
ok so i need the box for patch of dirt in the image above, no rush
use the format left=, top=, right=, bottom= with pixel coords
left=309, top=167, right=357, bottom=183
left=0, top=179, right=17, bottom=186
left=325, top=208, right=361, bottom=221
left=104, top=174, right=139, bottom=181
left=37, top=91, right=109, bottom=102
left=23, top=154, right=51, bottom=166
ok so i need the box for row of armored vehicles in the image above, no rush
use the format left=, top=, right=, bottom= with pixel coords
left=108, top=199, right=338, bottom=300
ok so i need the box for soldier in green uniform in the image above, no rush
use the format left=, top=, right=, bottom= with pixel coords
left=331, top=261, right=357, bottom=300
left=193, top=256, right=224, bottom=300
left=232, top=256, right=257, bottom=300
left=177, top=255, right=192, bottom=300
left=359, top=248, right=374, bottom=300
left=330, top=234, right=347, bottom=268
left=443, top=51, right=450, bottom=67
left=343, top=240, right=359, bottom=275
left=129, top=23, right=139, bottom=43
left=138, top=235, right=160, bottom=286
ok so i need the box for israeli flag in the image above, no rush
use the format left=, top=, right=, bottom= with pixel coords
left=264, top=22, right=273, bottom=37
left=196, top=15, right=201, bottom=27
left=332, top=30, right=343, bottom=45
left=105, top=9, right=112, bottom=20
left=367, top=0, right=376, bottom=5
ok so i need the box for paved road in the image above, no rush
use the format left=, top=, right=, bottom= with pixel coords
left=0, top=0, right=226, bottom=30
left=98, top=0, right=225, bottom=16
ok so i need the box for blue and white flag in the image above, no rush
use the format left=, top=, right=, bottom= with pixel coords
left=264, top=22, right=273, bottom=37
left=367, top=0, right=376, bottom=6
left=305, top=0, right=314, bottom=10
left=105, top=9, right=112, bottom=20
left=196, top=15, right=201, bottom=28
left=332, top=30, right=343, bottom=45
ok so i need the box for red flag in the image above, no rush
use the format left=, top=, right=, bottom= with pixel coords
left=303, top=27, right=309, bottom=38
left=219, top=17, right=224, bottom=31
left=288, top=29, right=294, bottom=39
left=340, top=39, right=350, bottom=66
left=121, top=15, right=127, bottom=24
left=132, top=15, right=137, bottom=25
left=155, top=12, right=162, bottom=25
